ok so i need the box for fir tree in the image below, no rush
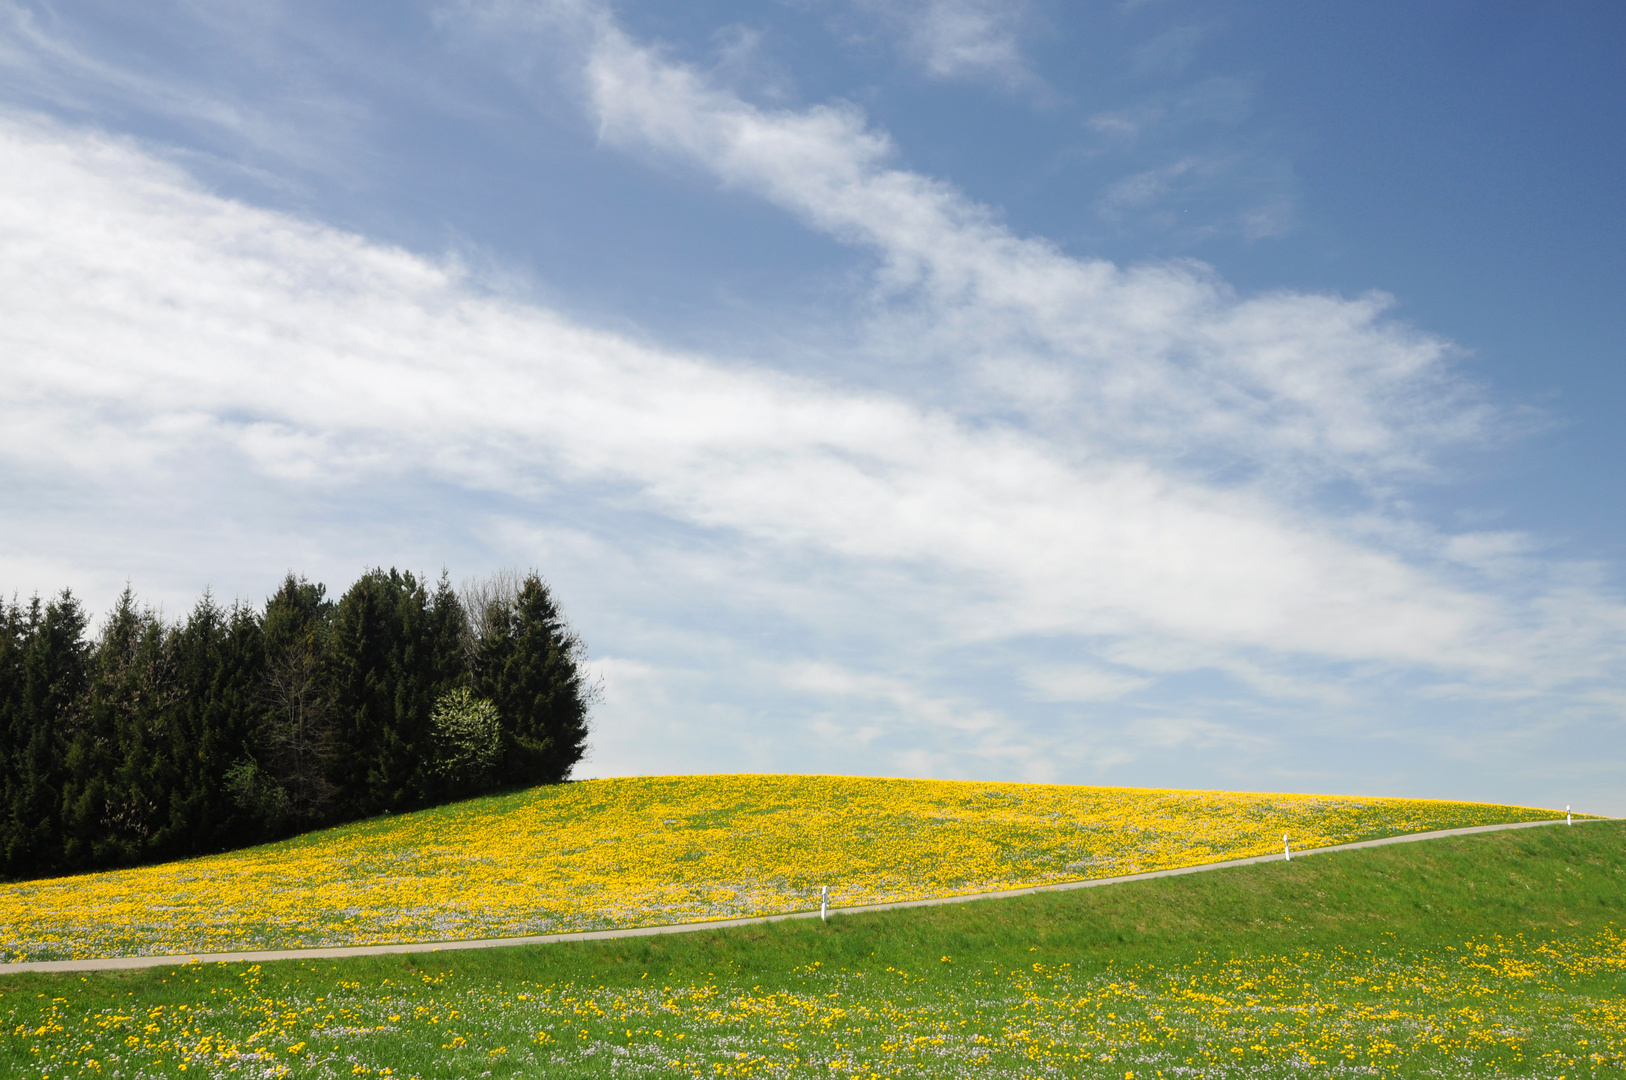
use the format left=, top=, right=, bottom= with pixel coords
left=328, top=569, right=465, bottom=817
left=257, top=576, right=335, bottom=828
left=4, top=592, right=90, bottom=876
left=66, top=588, right=175, bottom=869
left=0, top=567, right=592, bottom=879
left=165, top=595, right=270, bottom=854
left=472, top=573, right=593, bottom=787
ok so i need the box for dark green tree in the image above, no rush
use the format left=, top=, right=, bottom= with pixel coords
left=247, top=575, right=335, bottom=829
left=3, top=592, right=90, bottom=876
left=0, top=598, right=28, bottom=874
left=163, top=595, right=270, bottom=854
left=327, top=569, right=466, bottom=817
left=0, top=566, right=593, bottom=880
left=65, top=588, right=175, bottom=869
left=472, top=573, right=593, bottom=787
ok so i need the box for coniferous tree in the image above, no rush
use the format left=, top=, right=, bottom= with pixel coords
left=254, top=576, right=334, bottom=829
left=165, top=595, right=268, bottom=854
left=4, top=592, right=90, bottom=877
left=0, top=598, right=27, bottom=873
left=327, top=569, right=467, bottom=817
left=421, top=574, right=475, bottom=799
left=472, top=573, right=593, bottom=787
left=65, top=589, right=174, bottom=869
left=0, top=567, right=592, bottom=880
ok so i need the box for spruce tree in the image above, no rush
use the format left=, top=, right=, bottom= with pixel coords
left=66, top=589, right=174, bottom=869
left=0, top=598, right=26, bottom=874
left=256, top=575, right=334, bottom=829
left=6, top=593, right=90, bottom=876
left=328, top=569, right=465, bottom=817
left=164, top=595, right=270, bottom=855
left=473, top=573, right=592, bottom=787
left=0, top=567, right=593, bottom=879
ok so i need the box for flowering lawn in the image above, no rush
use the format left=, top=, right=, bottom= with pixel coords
left=1, top=819, right=1621, bottom=1078
left=0, top=776, right=1561, bottom=963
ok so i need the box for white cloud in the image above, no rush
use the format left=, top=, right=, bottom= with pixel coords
left=1022, top=665, right=1152, bottom=702
left=1130, top=23, right=1204, bottom=78
left=851, top=0, right=1035, bottom=87
left=1443, top=531, right=1534, bottom=575
left=0, top=1, right=372, bottom=182
left=1098, top=151, right=1294, bottom=241
left=20, top=131, right=1618, bottom=667
left=1082, top=74, right=1290, bottom=242
left=1130, top=715, right=1269, bottom=752
left=784, top=662, right=1004, bottom=737
left=1, top=0, right=1623, bottom=808
left=480, top=2, right=1626, bottom=701
left=566, top=18, right=1484, bottom=487
left=0, top=68, right=1616, bottom=692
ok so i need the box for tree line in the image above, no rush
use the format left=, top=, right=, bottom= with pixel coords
left=0, top=568, right=593, bottom=881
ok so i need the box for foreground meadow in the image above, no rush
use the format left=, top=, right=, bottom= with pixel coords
left=2, top=820, right=1620, bottom=1078
left=0, top=776, right=1557, bottom=963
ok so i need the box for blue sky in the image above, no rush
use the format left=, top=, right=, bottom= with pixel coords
left=2, top=1, right=1623, bottom=812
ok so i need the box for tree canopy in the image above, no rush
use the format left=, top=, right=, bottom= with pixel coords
left=0, top=569, right=594, bottom=880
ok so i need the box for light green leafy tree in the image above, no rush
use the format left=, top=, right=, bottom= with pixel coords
left=430, top=687, right=503, bottom=782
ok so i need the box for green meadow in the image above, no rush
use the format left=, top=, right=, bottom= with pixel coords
left=2, top=819, right=1620, bottom=1078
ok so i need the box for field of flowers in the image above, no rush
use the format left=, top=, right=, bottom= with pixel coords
left=3, top=926, right=1622, bottom=1077
left=0, top=775, right=1558, bottom=962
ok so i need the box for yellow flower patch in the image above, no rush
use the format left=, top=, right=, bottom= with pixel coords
left=5, top=928, right=1622, bottom=1078
left=0, top=775, right=1556, bottom=962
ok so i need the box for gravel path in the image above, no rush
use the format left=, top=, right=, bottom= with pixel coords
left=0, top=816, right=1595, bottom=975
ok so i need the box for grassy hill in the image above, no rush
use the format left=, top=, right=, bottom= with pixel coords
left=0, top=775, right=1561, bottom=963
left=0, top=817, right=1619, bottom=1078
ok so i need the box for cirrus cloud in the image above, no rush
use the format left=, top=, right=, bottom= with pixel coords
left=0, top=0, right=1622, bottom=809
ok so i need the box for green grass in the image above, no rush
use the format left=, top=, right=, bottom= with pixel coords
left=0, top=775, right=1561, bottom=963
left=3, top=820, right=1621, bottom=1078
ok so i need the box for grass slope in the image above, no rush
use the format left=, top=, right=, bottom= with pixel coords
left=2, top=819, right=1620, bottom=1079
left=0, top=775, right=1562, bottom=962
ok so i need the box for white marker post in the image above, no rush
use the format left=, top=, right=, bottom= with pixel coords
left=1284, top=834, right=1291, bottom=861
left=1567, top=805, right=1572, bottom=826
left=821, top=884, right=829, bottom=922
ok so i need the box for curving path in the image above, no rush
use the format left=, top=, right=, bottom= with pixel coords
left=0, top=817, right=1599, bottom=975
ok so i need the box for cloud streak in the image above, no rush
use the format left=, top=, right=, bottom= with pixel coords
left=850, top=0, right=1036, bottom=87
left=2, top=109, right=1616, bottom=685
left=566, top=17, right=1487, bottom=490
left=0, top=1, right=1621, bottom=806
